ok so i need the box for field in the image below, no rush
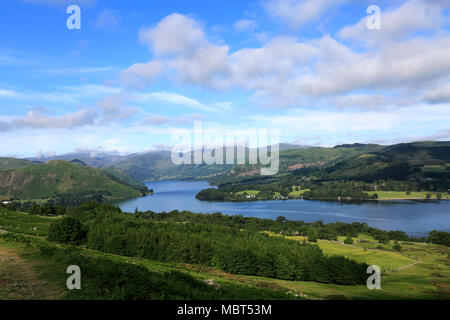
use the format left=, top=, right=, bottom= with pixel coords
left=0, top=207, right=58, bottom=236
left=367, top=191, right=449, bottom=200
left=0, top=210, right=449, bottom=300
left=234, top=186, right=310, bottom=199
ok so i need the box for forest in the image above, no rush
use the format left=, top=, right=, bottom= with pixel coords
left=46, top=202, right=369, bottom=285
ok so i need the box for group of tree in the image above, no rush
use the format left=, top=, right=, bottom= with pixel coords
left=48, top=202, right=369, bottom=285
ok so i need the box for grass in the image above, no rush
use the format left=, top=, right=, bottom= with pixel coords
left=0, top=208, right=59, bottom=236
left=234, top=186, right=310, bottom=199
left=288, top=186, right=310, bottom=197
left=0, top=237, right=296, bottom=300
left=367, top=191, right=450, bottom=200
left=258, top=232, right=450, bottom=299
left=265, top=232, right=416, bottom=272
left=235, top=190, right=260, bottom=196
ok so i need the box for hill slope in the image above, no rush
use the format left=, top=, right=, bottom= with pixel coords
left=0, top=160, right=144, bottom=201
left=0, top=158, right=41, bottom=172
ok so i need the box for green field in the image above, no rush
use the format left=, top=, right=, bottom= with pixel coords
left=0, top=208, right=59, bottom=236
left=367, top=191, right=449, bottom=200
left=288, top=186, right=310, bottom=197
left=234, top=186, right=310, bottom=199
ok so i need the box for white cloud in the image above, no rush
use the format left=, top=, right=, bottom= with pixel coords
left=94, top=9, right=121, bottom=30
left=96, top=94, right=138, bottom=122
left=122, top=8, right=450, bottom=109
left=0, top=107, right=97, bottom=131
left=0, top=89, right=19, bottom=97
left=424, top=82, right=450, bottom=103
left=234, top=19, right=258, bottom=32
left=339, top=0, right=445, bottom=44
left=264, top=0, right=346, bottom=28
left=141, top=113, right=203, bottom=126
left=138, top=91, right=216, bottom=112
left=169, top=44, right=230, bottom=86
left=120, top=61, right=164, bottom=88
left=139, top=13, right=207, bottom=56
left=141, top=115, right=170, bottom=125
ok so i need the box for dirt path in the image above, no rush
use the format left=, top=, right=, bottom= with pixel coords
left=397, top=259, right=422, bottom=271
left=0, top=246, right=64, bottom=300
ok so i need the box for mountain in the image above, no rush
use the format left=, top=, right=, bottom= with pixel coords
left=28, top=152, right=127, bottom=168
left=0, top=157, right=42, bottom=171
left=113, top=150, right=233, bottom=182
left=101, top=166, right=151, bottom=193
left=302, top=141, right=450, bottom=181
left=0, top=160, right=146, bottom=201
left=223, top=144, right=384, bottom=178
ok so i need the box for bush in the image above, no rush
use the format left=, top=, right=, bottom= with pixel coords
left=393, top=243, right=402, bottom=251
left=344, top=236, right=353, bottom=245
left=47, top=217, right=87, bottom=245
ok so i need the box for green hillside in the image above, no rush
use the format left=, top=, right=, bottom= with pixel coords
left=200, top=141, right=450, bottom=201
left=0, top=157, right=41, bottom=171
left=301, top=141, right=450, bottom=181
left=0, top=160, right=144, bottom=201
left=227, top=144, right=384, bottom=178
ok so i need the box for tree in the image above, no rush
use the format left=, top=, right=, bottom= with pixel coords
left=29, top=203, right=41, bottom=215
left=48, top=217, right=87, bottom=245
left=344, top=236, right=353, bottom=245
left=276, top=216, right=287, bottom=224
left=393, top=243, right=402, bottom=251
left=308, top=234, right=318, bottom=242
left=436, top=193, right=442, bottom=200
left=426, top=193, right=432, bottom=200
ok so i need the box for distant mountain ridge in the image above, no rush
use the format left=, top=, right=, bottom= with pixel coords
left=8, top=141, right=450, bottom=184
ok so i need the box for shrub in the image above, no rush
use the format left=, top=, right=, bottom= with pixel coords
left=47, top=217, right=87, bottom=245
left=344, top=236, right=353, bottom=245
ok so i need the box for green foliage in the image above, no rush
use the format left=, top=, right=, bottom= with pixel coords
left=47, top=217, right=87, bottom=245
left=428, top=231, right=450, bottom=247
left=79, top=204, right=368, bottom=285
left=344, top=236, right=353, bottom=245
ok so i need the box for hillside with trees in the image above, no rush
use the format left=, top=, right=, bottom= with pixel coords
left=0, top=160, right=149, bottom=203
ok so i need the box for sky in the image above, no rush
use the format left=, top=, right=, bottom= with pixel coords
left=0, top=0, right=450, bottom=158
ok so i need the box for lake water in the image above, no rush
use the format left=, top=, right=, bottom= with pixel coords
left=116, top=180, right=450, bottom=237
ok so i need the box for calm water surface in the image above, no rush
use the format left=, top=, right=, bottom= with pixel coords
left=116, top=180, right=450, bottom=237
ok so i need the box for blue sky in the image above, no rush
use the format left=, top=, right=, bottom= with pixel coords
left=1, top=0, right=450, bottom=157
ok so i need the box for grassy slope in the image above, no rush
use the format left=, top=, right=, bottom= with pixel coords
left=0, top=210, right=448, bottom=300
left=0, top=157, right=40, bottom=171
left=260, top=232, right=450, bottom=299
left=0, top=160, right=142, bottom=201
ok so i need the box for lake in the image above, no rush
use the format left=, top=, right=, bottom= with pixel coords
left=116, top=180, right=450, bottom=237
